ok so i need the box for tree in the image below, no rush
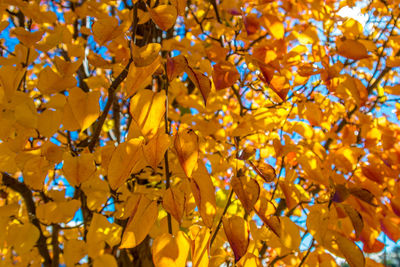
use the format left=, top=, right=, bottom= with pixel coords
left=0, top=0, right=400, bottom=266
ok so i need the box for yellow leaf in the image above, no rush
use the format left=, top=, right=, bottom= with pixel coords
left=63, top=152, right=96, bottom=186
left=22, top=156, right=50, bottom=190
left=0, top=66, right=25, bottom=101
left=143, top=131, right=171, bottom=170
left=37, top=66, right=77, bottom=94
left=120, top=195, right=159, bottom=248
left=297, top=26, right=319, bottom=44
left=280, top=216, right=301, bottom=251
left=92, top=16, right=122, bottom=45
left=93, top=254, right=118, bottom=267
left=64, top=239, right=87, bottom=267
left=12, top=27, right=44, bottom=47
left=191, top=162, right=216, bottom=228
left=107, top=138, right=145, bottom=190
left=37, top=109, right=63, bottom=137
left=132, top=43, right=161, bottom=67
left=236, top=253, right=262, bottom=267
left=231, top=175, right=260, bottom=213
left=14, top=94, right=38, bottom=129
left=54, top=56, right=83, bottom=76
left=174, top=128, right=199, bottom=177
left=0, top=143, right=18, bottom=173
left=36, top=200, right=80, bottom=224
left=148, top=5, right=177, bottom=31
left=253, top=198, right=281, bottom=237
left=81, top=176, right=110, bottom=211
left=222, top=216, right=249, bottom=262
left=189, top=225, right=211, bottom=267
left=337, top=39, right=369, bottom=60
left=335, top=232, right=365, bottom=267
left=7, top=223, right=39, bottom=255
left=163, top=186, right=185, bottom=223
left=152, top=231, right=190, bottom=267
left=128, top=89, right=166, bottom=140
left=125, top=57, right=161, bottom=97
left=185, top=66, right=211, bottom=105
left=64, top=87, right=100, bottom=132
left=262, top=15, right=284, bottom=39
left=87, top=213, right=122, bottom=257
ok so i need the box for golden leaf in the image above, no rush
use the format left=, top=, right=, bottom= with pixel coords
left=120, top=195, right=159, bottom=248
left=107, top=138, right=145, bottom=190
left=335, top=232, right=365, bottom=267
left=152, top=231, right=190, bottom=267
left=231, top=175, right=260, bottom=213
left=174, top=128, right=199, bottom=178
left=148, top=5, right=178, bottom=31
left=222, top=216, right=249, bottom=262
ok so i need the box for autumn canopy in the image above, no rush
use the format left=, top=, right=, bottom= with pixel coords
left=1, top=0, right=400, bottom=266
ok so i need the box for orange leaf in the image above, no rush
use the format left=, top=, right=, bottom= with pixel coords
left=222, top=216, right=249, bottom=262
left=212, top=62, right=240, bottom=90
left=185, top=65, right=212, bottom=105
left=337, top=39, right=369, bottom=60
left=244, top=14, right=260, bottom=36
left=174, top=129, right=199, bottom=178
left=381, top=216, right=400, bottom=242
left=170, top=0, right=187, bottom=16
left=163, top=186, right=185, bottom=223
left=166, top=55, right=188, bottom=81
left=250, top=161, right=276, bottom=182
left=231, top=175, right=260, bottom=213
left=390, top=197, right=400, bottom=217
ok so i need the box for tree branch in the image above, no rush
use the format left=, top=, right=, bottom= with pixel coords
left=2, top=173, right=52, bottom=266
left=210, top=189, right=234, bottom=247
left=88, top=59, right=133, bottom=152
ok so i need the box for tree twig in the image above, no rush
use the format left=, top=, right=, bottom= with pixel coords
left=88, top=59, right=133, bottom=152
left=210, top=189, right=234, bottom=247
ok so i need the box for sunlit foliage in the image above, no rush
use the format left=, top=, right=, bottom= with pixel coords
left=1, top=0, right=400, bottom=266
